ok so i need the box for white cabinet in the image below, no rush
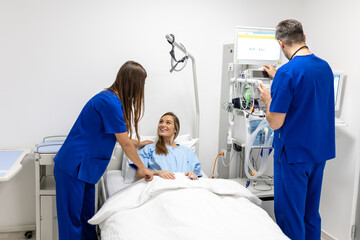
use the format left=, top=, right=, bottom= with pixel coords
left=40, top=196, right=58, bottom=239
left=35, top=153, right=58, bottom=240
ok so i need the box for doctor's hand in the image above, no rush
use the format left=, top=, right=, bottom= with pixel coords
left=263, top=65, right=277, bottom=79
left=258, top=83, right=272, bottom=107
left=155, top=170, right=175, bottom=180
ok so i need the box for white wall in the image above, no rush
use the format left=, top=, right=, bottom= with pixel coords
left=0, top=0, right=300, bottom=176
left=0, top=0, right=300, bottom=229
left=299, top=0, right=360, bottom=239
left=4, top=1, right=358, bottom=239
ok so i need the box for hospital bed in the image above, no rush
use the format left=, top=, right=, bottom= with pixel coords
left=97, top=134, right=198, bottom=203
left=0, top=149, right=30, bottom=182
left=92, top=135, right=289, bottom=240
left=0, top=149, right=34, bottom=239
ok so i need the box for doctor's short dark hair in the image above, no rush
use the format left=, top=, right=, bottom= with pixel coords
left=276, top=19, right=305, bottom=45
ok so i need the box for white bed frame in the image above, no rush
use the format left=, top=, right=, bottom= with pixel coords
left=98, top=142, right=124, bottom=208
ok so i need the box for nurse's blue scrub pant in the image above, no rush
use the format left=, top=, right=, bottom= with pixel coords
left=54, top=165, right=98, bottom=240
left=274, top=150, right=326, bottom=240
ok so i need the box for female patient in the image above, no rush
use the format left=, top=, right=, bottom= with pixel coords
left=135, top=112, right=202, bottom=180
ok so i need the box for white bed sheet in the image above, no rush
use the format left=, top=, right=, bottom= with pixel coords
left=105, top=170, right=208, bottom=198
left=91, top=173, right=288, bottom=240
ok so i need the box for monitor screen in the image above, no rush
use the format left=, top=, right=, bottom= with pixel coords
left=334, top=72, right=344, bottom=111
left=234, top=27, right=281, bottom=65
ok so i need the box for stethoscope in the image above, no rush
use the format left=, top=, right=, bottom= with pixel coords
left=289, top=45, right=309, bottom=61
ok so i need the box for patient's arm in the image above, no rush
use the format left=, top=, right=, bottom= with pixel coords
left=137, top=169, right=175, bottom=180
left=155, top=170, right=175, bottom=179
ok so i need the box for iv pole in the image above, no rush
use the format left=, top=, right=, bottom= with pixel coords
left=165, top=34, right=200, bottom=143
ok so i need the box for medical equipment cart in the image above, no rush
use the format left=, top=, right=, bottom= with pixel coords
left=34, top=136, right=65, bottom=240
left=34, top=136, right=100, bottom=239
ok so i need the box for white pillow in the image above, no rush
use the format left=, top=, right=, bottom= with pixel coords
left=136, top=135, right=157, bottom=142
left=174, top=134, right=191, bottom=143
left=122, top=153, right=137, bottom=184
left=176, top=138, right=199, bottom=152
left=107, top=142, right=123, bottom=171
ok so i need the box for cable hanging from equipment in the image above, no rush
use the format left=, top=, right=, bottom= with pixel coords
left=167, top=34, right=189, bottom=73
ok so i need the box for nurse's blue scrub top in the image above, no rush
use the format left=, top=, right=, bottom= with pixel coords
left=270, top=54, right=335, bottom=163
left=54, top=90, right=127, bottom=184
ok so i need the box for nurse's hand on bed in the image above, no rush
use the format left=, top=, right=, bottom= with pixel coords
left=155, top=170, right=175, bottom=179
left=185, top=171, right=199, bottom=180
left=139, top=167, right=154, bottom=181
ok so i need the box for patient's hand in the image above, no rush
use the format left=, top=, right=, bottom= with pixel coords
left=155, top=170, right=175, bottom=179
left=185, top=171, right=198, bottom=180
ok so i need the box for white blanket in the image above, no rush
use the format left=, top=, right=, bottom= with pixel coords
left=89, top=173, right=288, bottom=240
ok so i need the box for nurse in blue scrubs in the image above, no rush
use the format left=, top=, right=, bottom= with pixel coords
left=258, top=20, right=335, bottom=240
left=54, top=61, right=154, bottom=240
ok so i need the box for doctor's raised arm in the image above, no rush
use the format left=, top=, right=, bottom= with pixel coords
left=258, top=82, right=286, bottom=130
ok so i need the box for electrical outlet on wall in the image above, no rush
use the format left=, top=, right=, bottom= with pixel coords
left=228, top=63, right=234, bottom=72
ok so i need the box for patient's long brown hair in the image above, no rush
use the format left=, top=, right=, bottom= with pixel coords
left=155, top=112, right=180, bottom=155
left=108, top=61, right=146, bottom=142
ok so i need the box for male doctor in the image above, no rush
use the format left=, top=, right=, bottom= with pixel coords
left=258, top=19, right=335, bottom=240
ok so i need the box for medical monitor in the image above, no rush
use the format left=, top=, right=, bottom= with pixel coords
left=234, top=27, right=281, bottom=65
left=334, top=71, right=344, bottom=111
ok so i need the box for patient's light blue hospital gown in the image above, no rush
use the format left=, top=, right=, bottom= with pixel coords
left=131, top=143, right=202, bottom=177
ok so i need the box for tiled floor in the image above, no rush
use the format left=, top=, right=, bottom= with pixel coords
left=0, top=231, right=35, bottom=240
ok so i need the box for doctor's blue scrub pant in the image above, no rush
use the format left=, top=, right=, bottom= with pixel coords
left=274, top=150, right=326, bottom=240
left=54, top=165, right=98, bottom=240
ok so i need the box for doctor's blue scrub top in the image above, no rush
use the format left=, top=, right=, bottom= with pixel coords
left=54, top=90, right=127, bottom=184
left=270, top=54, right=335, bottom=163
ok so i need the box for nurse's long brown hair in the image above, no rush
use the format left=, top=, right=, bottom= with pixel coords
left=155, top=112, right=180, bottom=155
left=108, top=61, right=146, bottom=142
